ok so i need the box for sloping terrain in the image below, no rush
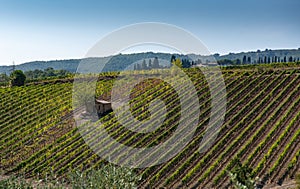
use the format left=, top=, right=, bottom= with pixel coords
left=1, top=66, right=300, bottom=188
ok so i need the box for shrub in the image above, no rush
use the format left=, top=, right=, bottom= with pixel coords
left=68, top=164, right=141, bottom=189
left=10, top=70, right=26, bottom=87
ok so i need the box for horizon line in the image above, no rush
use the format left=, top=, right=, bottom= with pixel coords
left=1, top=47, right=300, bottom=66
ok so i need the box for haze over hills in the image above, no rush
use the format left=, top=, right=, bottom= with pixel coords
left=1, top=48, right=300, bottom=74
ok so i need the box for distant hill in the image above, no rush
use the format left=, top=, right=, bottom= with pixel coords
left=0, top=59, right=80, bottom=74
left=1, top=48, right=299, bottom=74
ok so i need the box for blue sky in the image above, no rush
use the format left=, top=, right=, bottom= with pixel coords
left=0, top=0, right=299, bottom=65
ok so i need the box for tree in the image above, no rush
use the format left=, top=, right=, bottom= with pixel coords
left=44, top=67, right=55, bottom=77
left=283, top=56, right=287, bottom=62
left=24, top=68, right=70, bottom=79
left=33, top=69, right=44, bottom=78
left=148, top=59, right=153, bottom=69
left=288, top=56, right=293, bottom=62
left=182, top=59, right=191, bottom=68
left=195, top=59, right=202, bottom=65
left=214, top=53, right=220, bottom=57
left=264, top=56, right=267, bottom=63
left=10, top=70, right=26, bottom=87
left=242, top=56, right=247, bottom=64
left=153, top=57, right=159, bottom=68
left=217, top=59, right=234, bottom=66
left=170, top=55, right=176, bottom=64
left=0, top=73, right=9, bottom=83
left=172, top=58, right=182, bottom=68
left=258, top=57, right=262, bottom=64
left=141, top=59, right=147, bottom=70
left=247, top=57, right=251, bottom=64
left=228, top=159, right=257, bottom=189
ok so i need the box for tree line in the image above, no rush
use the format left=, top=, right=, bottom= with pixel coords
left=133, top=57, right=161, bottom=70
left=218, top=55, right=300, bottom=66
left=133, top=56, right=196, bottom=70
left=25, top=67, right=71, bottom=80
left=0, top=67, right=71, bottom=87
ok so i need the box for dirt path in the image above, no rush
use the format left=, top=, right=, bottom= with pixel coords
left=264, top=180, right=297, bottom=189
left=0, top=174, right=70, bottom=189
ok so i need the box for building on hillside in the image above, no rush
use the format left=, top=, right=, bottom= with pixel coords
left=95, top=99, right=112, bottom=116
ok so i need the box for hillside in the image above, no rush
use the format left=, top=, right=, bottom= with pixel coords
left=0, top=52, right=183, bottom=74
left=1, top=64, right=300, bottom=188
left=1, top=49, right=300, bottom=74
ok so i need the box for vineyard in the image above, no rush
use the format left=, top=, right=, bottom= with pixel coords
left=1, top=65, right=300, bottom=188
